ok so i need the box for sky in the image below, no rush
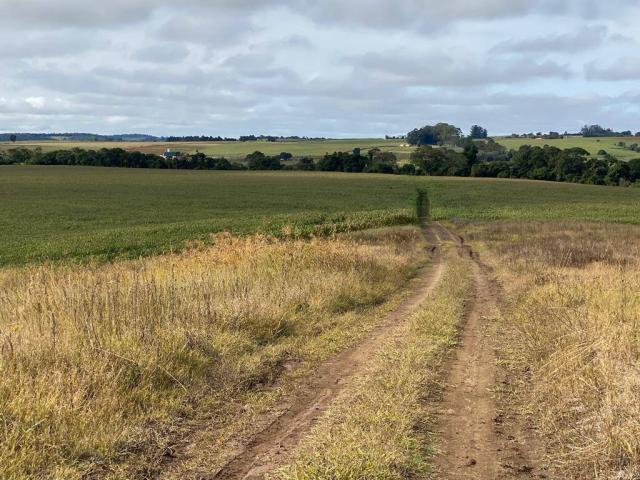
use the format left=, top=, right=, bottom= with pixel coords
left=1, top=0, right=640, bottom=137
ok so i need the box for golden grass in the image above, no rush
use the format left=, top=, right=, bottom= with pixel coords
left=274, top=249, right=472, bottom=480
left=461, top=221, right=640, bottom=479
left=0, top=227, right=428, bottom=479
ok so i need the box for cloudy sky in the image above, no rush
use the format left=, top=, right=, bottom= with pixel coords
left=1, top=0, right=639, bottom=137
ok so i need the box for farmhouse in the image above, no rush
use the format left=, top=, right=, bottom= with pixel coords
left=163, top=148, right=181, bottom=159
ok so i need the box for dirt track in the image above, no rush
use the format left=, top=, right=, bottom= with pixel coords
left=157, top=228, right=445, bottom=480
left=215, top=251, right=445, bottom=479
left=161, top=224, right=545, bottom=480
left=430, top=224, right=545, bottom=479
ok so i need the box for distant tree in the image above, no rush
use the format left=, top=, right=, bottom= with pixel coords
left=469, top=125, right=488, bottom=139
left=9, top=134, right=17, bottom=143
left=295, top=157, right=316, bottom=171
left=410, top=146, right=468, bottom=176
left=407, top=126, right=438, bottom=146
left=398, top=163, right=416, bottom=175
left=463, top=138, right=479, bottom=167
left=246, top=151, right=282, bottom=170
left=8, top=147, right=32, bottom=164
left=317, top=152, right=345, bottom=171
left=433, top=123, right=462, bottom=145
left=343, top=151, right=367, bottom=172
left=279, top=152, right=293, bottom=160
left=366, top=151, right=397, bottom=174
left=407, top=123, right=461, bottom=146
left=581, top=125, right=616, bottom=137
left=628, top=158, right=640, bottom=182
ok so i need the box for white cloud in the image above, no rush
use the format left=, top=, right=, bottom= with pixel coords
left=25, top=96, right=46, bottom=109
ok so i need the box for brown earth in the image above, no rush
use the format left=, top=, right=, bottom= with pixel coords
left=430, top=224, right=547, bottom=479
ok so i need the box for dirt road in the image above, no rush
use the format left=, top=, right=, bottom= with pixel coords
left=158, top=229, right=445, bottom=480
left=431, top=224, right=545, bottom=479
left=161, top=224, right=545, bottom=480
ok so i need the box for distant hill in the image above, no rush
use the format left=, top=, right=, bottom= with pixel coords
left=0, top=133, right=160, bottom=142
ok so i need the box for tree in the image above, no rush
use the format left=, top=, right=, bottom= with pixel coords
left=407, top=126, right=438, bottom=146
left=410, top=146, right=468, bottom=176
left=407, top=123, right=461, bottom=146
left=581, top=125, right=614, bottom=137
left=9, top=134, right=17, bottom=143
left=295, top=157, right=315, bottom=171
left=463, top=138, right=479, bottom=167
left=628, top=158, right=640, bottom=182
left=317, top=152, right=345, bottom=171
left=433, top=123, right=462, bottom=145
left=469, top=125, right=488, bottom=139
left=366, top=151, right=397, bottom=174
left=246, top=151, right=282, bottom=170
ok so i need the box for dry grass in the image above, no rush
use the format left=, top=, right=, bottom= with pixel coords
left=273, top=249, right=472, bottom=480
left=460, top=221, right=640, bottom=479
left=0, top=227, right=427, bottom=480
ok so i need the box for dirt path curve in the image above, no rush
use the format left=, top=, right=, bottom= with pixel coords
left=431, top=224, right=545, bottom=480
left=208, top=229, right=447, bottom=480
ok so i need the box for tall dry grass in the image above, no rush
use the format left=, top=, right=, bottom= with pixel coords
left=0, top=228, right=427, bottom=479
left=462, top=221, right=640, bottom=479
left=275, top=249, right=472, bottom=480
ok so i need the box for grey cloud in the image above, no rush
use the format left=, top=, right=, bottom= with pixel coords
left=1, top=31, right=108, bottom=58
left=132, top=43, right=190, bottom=63
left=490, top=26, right=609, bottom=54
left=585, top=58, right=640, bottom=81
left=343, top=51, right=572, bottom=86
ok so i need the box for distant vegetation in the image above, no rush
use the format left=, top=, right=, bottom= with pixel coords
left=3, top=136, right=640, bottom=188
left=0, top=132, right=159, bottom=142
left=3, top=123, right=640, bottom=188
left=580, top=124, right=638, bottom=137
left=0, top=147, right=246, bottom=170
left=165, top=135, right=237, bottom=142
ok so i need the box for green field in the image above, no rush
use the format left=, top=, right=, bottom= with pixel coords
left=0, top=138, right=411, bottom=160
left=5, top=136, right=640, bottom=162
left=2, top=165, right=640, bottom=265
left=495, top=136, right=640, bottom=160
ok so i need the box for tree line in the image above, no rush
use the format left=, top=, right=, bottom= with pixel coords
left=0, top=147, right=245, bottom=170
left=580, top=125, right=638, bottom=138
left=3, top=131, right=640, bottom=187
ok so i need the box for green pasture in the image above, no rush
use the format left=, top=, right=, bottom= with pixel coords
left=495, top=136, right=640, bottom=160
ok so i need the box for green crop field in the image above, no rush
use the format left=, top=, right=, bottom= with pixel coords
left=0, top=138, right=412, bottom=160
left=2, top=165, right=640, bottom=265
left=495, top=136, right=640, bottom=160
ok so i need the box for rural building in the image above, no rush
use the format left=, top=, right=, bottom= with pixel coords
left=163, top=149, right=181, bottom=159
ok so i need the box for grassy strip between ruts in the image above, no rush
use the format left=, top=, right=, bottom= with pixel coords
left=273, top=247, right=472, bottom=480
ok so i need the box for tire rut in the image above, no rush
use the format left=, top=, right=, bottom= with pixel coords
left=166, top=227, right=448, bottom=480
left=431, top=224, right=545, bottom=480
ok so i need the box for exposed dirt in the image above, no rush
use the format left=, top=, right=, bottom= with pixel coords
left=431, top=224, right=547, bottom=479
left=159, top=224, right=548, bottom=480
left=159, top=228, right=447, bottom=480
